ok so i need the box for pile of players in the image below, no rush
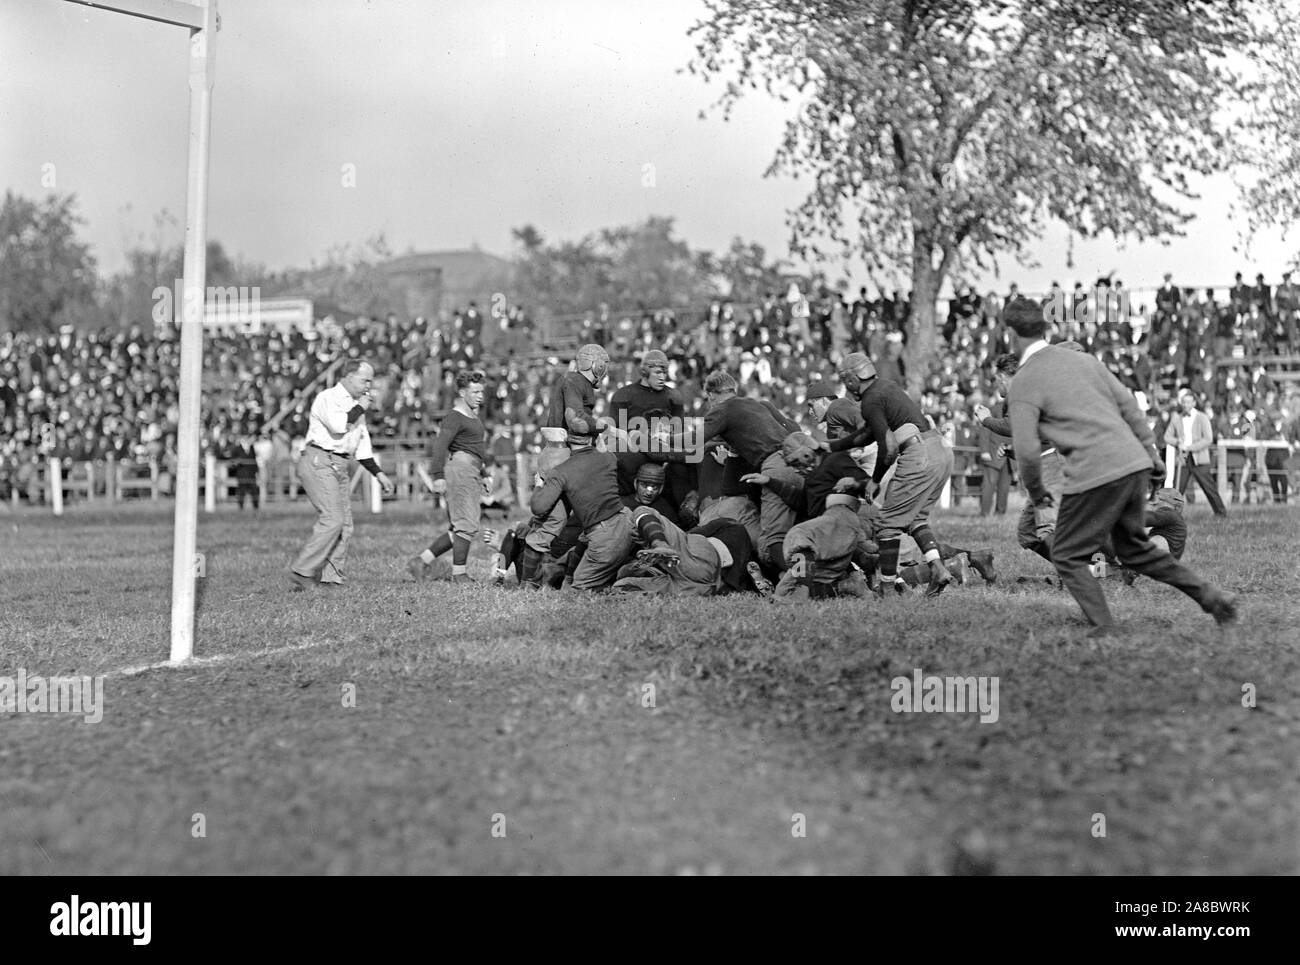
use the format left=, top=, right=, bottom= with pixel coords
left=405, top=344, right=1038, bottom=601
left=405, top=297, right=1229, bottom=639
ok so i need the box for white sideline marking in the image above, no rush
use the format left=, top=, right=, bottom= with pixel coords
left=114, top=640, right=330, bottom=678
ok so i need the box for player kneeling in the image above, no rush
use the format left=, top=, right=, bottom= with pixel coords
left=773, top=493, right=876, bottom=601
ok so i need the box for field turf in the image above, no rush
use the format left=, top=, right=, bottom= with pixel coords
left=1, top=497, right=1296, bottom=874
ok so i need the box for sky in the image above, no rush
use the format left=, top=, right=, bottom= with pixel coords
left=2, top=0, right=1296, bottom=302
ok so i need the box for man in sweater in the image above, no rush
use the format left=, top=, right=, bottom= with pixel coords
left=974, top=350, right=1069, bottom=566
left=408, top=369, right=491, bottom=583
left=1002, top=298, right=1237, bottom=635
left=1165, top=389, right=1228, bottom=516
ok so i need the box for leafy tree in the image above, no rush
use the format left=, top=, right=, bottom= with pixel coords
left=1233, top=0, right=1300, bottom=267
left=292, top=234, right=401, bottom=318
left=708, top=237, right=794, bottom=304
left=688, top=0, right=1259, bottom=391
left=509, top=217, right=798, bottom=328
left=0, top=191, right=99, bottom=333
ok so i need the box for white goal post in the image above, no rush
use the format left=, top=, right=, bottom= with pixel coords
left=62, top=0, right=218, bottom=663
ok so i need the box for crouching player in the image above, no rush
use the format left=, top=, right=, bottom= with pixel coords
left=1117, top=487, right=1189, bottom=585
left=526, top=431, right=633, bottom=591
left=773, top=492, right=875, bottom=601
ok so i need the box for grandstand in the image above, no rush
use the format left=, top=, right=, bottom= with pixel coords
left=3, top=278, right=1297, bottom=514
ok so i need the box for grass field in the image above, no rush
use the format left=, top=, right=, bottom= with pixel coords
left=1, top=497, right=1297, bottom=875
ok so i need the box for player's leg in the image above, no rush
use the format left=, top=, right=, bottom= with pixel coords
left=907, top=435, right=955, bottom=597
left=758, top=451, right=797, bottom=572
left=1189, top=458, right=1228, bottom=516
left=571, top=510, right=635, bottom=591
left=446, top=458, right=481, bottom=583
left=1110, top=473, right=1235, bottom=621
left=874, top=443, right=929, bottom=591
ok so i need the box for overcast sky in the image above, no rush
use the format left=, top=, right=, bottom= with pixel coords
left=2, top=0, right=1295, bottom=301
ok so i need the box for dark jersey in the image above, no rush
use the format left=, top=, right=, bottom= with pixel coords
left=828, top=379, right=929, bottom=481
left=802, top=451, right=868, bottom=520
left=701, top=397, right=791, bottom=467
left=530, top=447, right=623, bottom=531
left=428, top=408, right=486, bottom=478
left=608, top=381, right=685, bottom=424
left=697, top=442, right=758, bottom=502
left=620, top=491, right=680, bottom=526
left=544, top=371, right=598, bottom=437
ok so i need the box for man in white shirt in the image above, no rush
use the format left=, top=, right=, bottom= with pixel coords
left=290, top=360, right=395, bottom=590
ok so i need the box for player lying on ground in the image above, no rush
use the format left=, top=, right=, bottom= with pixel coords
left=610, top=507, right=764, bottom=597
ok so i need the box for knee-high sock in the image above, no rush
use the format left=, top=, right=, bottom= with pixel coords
left=635, top=512, right=668, bottom=547
left=910, top=525, right=939, bottom=557
left=563, top=543, right=586, bottom=583
left=426, top=531, right=453, bottom=558
left=878, top=537, right=901, bottom=578
left=452, top=535, right=471, bottom=568
left=519, top=546, right=544, bottom=587
left=500, top=530, right=520, bottom=566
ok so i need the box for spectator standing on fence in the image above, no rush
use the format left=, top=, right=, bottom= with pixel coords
left=289, top=360, right=395, bottom=591
left=1004, top=298, right=1238, bottom=635
left=1165, top=389, right=1228, bottom=516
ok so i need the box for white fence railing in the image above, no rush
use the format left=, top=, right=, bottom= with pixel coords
left=8, top=440, right=1292, bottom=516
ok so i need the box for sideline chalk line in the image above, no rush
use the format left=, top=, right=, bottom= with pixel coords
left=114, top=639, right=332, bottom=678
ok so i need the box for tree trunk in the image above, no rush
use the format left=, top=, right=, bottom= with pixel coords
left=903, top=247, right=942, bottom=398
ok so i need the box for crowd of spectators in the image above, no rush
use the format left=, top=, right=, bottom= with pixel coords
left=3, top=272, right=1298, bottom=505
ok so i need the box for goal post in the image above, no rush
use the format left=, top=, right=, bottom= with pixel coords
left=63, top=0, right=218, bottom=663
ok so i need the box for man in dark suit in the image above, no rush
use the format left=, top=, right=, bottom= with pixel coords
left=1251, top=273, right=1274, bottom=320
left=1229, top=272, right=1251, bottom=323
left=1155, top=273, right=1181, bottom=326
left=977, top=408, right=1012, bottom=516
left=226, top=432, right=260, bottom=510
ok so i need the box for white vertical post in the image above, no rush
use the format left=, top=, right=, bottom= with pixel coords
left=49, top=457, right=64, bottom=516
left=204, top=451, right=217, bottom=512
left=938, top=423, right=954, bottom=509
left=170, top=0, right=217, bottom=663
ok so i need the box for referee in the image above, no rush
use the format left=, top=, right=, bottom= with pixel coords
left=289, top=359, right=395, bottom=590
